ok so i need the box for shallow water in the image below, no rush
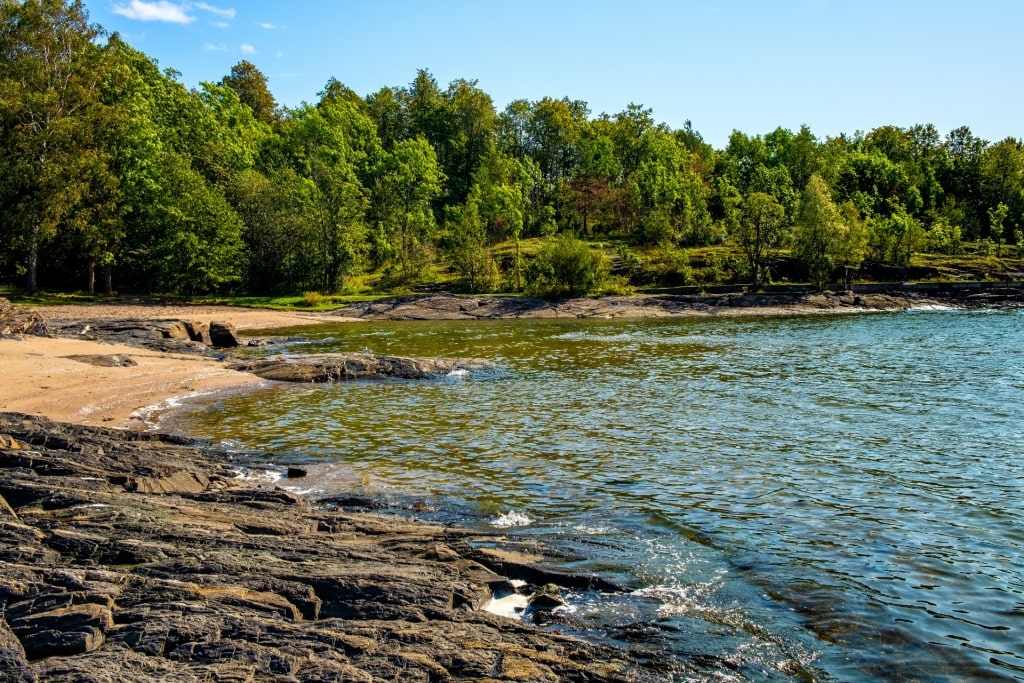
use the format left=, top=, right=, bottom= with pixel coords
left=178, top=310, right=1024, bottom=681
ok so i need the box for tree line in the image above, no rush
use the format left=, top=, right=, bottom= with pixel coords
left=2, top=0, right=1023, bottom=297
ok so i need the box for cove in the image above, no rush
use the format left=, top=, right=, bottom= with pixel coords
left=177, top=310, right=1024, bottom=682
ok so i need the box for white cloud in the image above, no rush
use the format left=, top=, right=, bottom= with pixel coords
left=203, top=43, right=227, bottom=51
left=260, top=22, right=278, bottom=30
left=112, top=0, right=194, bottom=23
left=194, top=2, right=236, bottom=20
left=240, top=44, right=256, bottom=55
left=275, top=51, right=284, bottom=58
left=213, top=21, right=230, bottom=28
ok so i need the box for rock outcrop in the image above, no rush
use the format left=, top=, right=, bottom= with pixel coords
left=231, top=353, right=498, bottom=383
left=0, top=413, right=651, bottom=682
left=0, top=298, right=50, bottom=338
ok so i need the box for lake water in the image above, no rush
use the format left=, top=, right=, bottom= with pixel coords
left=177, top=309, right=1024, bottom=682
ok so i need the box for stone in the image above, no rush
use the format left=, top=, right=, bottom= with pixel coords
left=526, top=583, right=567, bottom=610
left=0, top=298, right=50, bottom=338
left=230, top=353, right=498, bottom=383
left=184, top=320, right=211, bottom=344
left=208, top=321, right=240, bottom=348
left=286, top=467, right=307, bottom=479
left=63, top=354, right=138, bottom=368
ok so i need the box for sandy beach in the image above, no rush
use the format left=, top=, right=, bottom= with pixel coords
left=1, top=304, right=337, bottom=428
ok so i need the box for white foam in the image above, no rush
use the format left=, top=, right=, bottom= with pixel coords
left=491, top=510, right=533, bottom=528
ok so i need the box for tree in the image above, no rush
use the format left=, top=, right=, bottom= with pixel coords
left=220, top=60, right=278, bottom=125
left=834, top=201, right=869, bottom=286
left=988, top=202, right=1009, bottom=256
left=792, top=174, right=845, bottom=289
left=450, top=197, right=499, bottom=293
left=0, top=0, right=116, bottom=293
left=734, top=192, right=786, bottom=289
left=373, top=137, right=444, bottom=282
left=273, top=100, right=378, bottom=292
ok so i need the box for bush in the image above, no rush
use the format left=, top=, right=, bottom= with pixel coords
left=299, top=291, right=323, bottom=307
left=525, top=234, right=608, bottom=297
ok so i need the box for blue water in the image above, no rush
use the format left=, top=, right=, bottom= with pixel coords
left=180, top=309, right=1024, bottom=681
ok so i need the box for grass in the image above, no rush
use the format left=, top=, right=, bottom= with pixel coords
left=5, top=241, right=1023, bottom=310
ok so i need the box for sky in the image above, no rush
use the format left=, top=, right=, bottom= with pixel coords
left=85, top=0, right=1023, bottom=149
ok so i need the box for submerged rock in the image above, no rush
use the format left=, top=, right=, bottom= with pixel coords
left=231, top=352, right=498, bottom=382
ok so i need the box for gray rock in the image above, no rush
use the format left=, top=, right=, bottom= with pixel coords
left=231, top=352, right=498, bottom=383
left=208, top=321, right=240, bottom=348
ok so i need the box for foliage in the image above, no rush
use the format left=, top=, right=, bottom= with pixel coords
left=733, top=192, right=787, bottom=289
left=525, top=233, right=607, bottom=297
left=2, top=4, right=1024, bottom=296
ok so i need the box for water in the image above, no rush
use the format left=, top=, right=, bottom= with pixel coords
left=178, top=310, right=1024, bottom=681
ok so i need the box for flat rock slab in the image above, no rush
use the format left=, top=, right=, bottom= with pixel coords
left=231, top=352, right=499, bottom=382
left=0, top=413, right=651, bottom=682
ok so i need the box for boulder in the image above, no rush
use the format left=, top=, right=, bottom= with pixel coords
left=184, top=320, right=211, bottom=344
left=208, top=321, right=240, bottom=348
left=0, top=298, right=50, bottom=337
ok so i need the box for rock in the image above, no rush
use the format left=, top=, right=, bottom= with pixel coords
left=209, top=321, right=240, bottom=348
left=286, top=467, right=307, bottom=479
left=0, top=412, right=649, bottom=682
left=184, top=320, right=211, bottom=344
left=0, top=298, right=50, bottom=337
left=527, top=583, right=567, bottom=610
left=230, top=352, right=498, bottom=383
left=62, top=354, right=138, bottom=368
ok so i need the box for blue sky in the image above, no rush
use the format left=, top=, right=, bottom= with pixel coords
left=86, top=0, right=1022, bottom=149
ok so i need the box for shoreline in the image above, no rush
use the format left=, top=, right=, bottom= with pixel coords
left=3, top=294, right=1022, bottom=679
left=4, top=290, right=1021, bottom=430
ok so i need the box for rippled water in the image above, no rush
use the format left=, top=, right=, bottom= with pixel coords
left=179, top=310, right=1024, bottom=681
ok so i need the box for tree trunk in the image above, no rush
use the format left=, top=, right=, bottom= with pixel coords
left=87, top=259, right=96, bottom=294
left=103, top=263, right=113, bottom=295
left=27, top=228, right=39, bottom=294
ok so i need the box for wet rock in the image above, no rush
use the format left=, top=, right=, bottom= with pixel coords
left=209, top=321, right=240, bottom=348
left=0, top=412, right=648, bottom=682
left=231, top=352, right=498, bottom=383
left=527, top=583, right=567, bottom=610
left=286, top=467, right=307, bottom=479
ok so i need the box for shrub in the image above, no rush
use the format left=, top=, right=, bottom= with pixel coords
left=300, top=291, right=323, bottom=307
left=525, top=234, right=608, bottom=297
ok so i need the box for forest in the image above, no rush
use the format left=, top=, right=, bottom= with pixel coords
left=2, top=0, right=1023, bottom=299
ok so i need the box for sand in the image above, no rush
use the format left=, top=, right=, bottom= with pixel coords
left=1, top=304, right=341, bottom=429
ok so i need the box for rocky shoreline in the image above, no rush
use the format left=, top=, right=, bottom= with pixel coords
left=327, top=288, right=1024, bottom=321
left=0, top=413, right=667, bottom=682
left=4, top=290, right=1023, bottom=680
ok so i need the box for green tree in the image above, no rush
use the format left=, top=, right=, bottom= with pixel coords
left=273, top=100, right=378, bottom=292
left=220, top=59, right=279, bottom=126
left=0, top=0, right=117, bottom=293
left=734, top=192, right=787, bottom=289
left=373, top=136, right=444, bottom=282
left=988, top=202, right=1009, bottom=256
left=792, top=174, right=844, bottom=289
left=834, top=201, right=869, bottom=286
left=450, top=197, right=499, bottom=293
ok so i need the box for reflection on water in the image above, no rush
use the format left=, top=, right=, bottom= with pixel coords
left=180, top=311, right=1024, bottom=681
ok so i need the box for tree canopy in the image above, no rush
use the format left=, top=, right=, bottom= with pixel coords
left=2, top=1, right=1023, bottom=296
